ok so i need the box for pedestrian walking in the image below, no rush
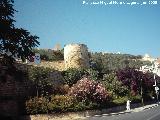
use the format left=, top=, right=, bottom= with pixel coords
left=126, top=100, right=131, bottom=110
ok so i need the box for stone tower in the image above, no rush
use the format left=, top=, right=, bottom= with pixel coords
left=53, top=43, right=61, bottom=51
left=64, top=44, right=90, bottom=69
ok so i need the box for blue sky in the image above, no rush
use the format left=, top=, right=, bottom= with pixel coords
left=14, top=0, right=160, bottom=57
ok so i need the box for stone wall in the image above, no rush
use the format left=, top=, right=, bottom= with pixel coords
left=35, top=61, right=64, bottom=71
left=0, top=65, right=28, bottom=117
left=15, top=63, right=64, bottom=87
left=64, top=44, right=90, bottom=69
left=0, top=43, right=90, bottom=117
left=0, top=63, right=64, bottom=117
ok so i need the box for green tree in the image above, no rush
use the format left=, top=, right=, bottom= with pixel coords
left=28, top=66, right=57, bottom=97
left=90, top=52, right=151, bottom=75
left=0, top=0, right=39, bottom=64
left=102, top=72, right=129, bottom=98
left=33, top=49, right=64, bottom=61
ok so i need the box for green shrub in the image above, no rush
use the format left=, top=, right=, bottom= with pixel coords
left=112, top=95, right=141, bottom=106
left=62, top=68, right=84, bottom=86
left=33, top=49, right=64, bottom=61
left=26, top=95, right=80, bottom=114
left=49, top=95, right=99, bottom=112
left=112, top=96, right=128, bottom=106
left=102, top=72, right=129, bottom=98
left=27, top=66, right=64, bottom=97
left=49, top=95, right=77, bottom=112
left=62, top=68, right=99, bottom=86
left=26, top=97, right=48, bottom=114
left=130, top=95, right=141, bottom=103
left=84, top=68, right=99, bottom=81
left=25, top=94, right=101, bottom=114
left=90, top=52, right=151, bottom=74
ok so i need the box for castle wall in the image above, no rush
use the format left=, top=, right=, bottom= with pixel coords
left=64, top=44, right=90, bottom=69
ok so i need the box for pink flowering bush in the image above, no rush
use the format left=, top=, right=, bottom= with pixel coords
left=68, top=77, right=110, bottom=103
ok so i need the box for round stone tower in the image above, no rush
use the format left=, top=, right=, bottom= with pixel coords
left=64, top=44, right=90, bottom=69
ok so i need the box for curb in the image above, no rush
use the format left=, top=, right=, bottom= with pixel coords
left=85, top=104, right=159, bottom=118
left=143, top=104, right=159, bottom=111
left=86, top=111, right=132, bottom=118
left=20, top=103, right=159, bottom=120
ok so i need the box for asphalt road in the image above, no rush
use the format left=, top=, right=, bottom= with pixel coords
left=87, top=105, right=160, bottom=120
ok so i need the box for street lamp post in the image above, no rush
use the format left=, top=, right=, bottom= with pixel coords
left=140, top=78, right=144, bottom=106
left=139, top=67, right=144, bottom=106
left=155, top=88, right=159, bottom=103
left=140, top=62, right=159, bottom=104
left=152, top=62, right=159, bottom=103
left=153, top=74, right=159, bottom=103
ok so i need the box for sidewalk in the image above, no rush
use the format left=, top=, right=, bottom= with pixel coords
left=129, top=103, right=159, bottom=112
left=85, top=103, right=159, bottom=118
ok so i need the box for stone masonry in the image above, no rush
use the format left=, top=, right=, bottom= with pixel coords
left=64, top=44, right=90, bottom=69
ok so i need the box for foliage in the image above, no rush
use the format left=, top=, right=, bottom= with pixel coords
left=25, top=95, right=93, bottom=114
left=27, top=66, right=99, bottom=96
left=0, top=0, right=39, bottom=65
left=25, top=94, right=142, bottom=114
left=62, top=68, right=85, bottom=86
left=102, top=72, right=129, bottom=98
left=27, top=66, right=62, bottom=97
left=33, top=49, right=64, bottom=61
left=24, top=66, right=159, bottom=114
left=68, top=77, right=110, bottom=104
left=130, top=95, right=141, bottom=103
left=116, top=67, right=158, bottom=96
left=90, top=52, right=151, bottom=75
left=112, top=95, right=141, bottom=106
left=57, top=84, right=70, bottom=95
left=84, top=68, right=99, bottom=81
left=62, top=68, right=99, bottom=86
left=48, top=95, right=77, bottom=112
left=26, top=97, right=48, bottom=114
left=112, top=96, right=128, bottom=106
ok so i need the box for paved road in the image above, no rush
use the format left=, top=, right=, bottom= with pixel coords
left=87, top=105, right=160, bottom=120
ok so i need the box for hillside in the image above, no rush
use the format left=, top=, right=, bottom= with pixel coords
left=30, top=49, right=151, bottom=72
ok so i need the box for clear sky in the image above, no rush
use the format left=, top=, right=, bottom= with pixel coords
left=14, top=0, right=160, bottom=57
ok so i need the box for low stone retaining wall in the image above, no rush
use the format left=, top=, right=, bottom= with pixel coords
left=20, top=103, right=143, bottom=120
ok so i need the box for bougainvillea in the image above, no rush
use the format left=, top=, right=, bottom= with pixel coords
left=68, top=77, right=110, bottom=103
left=116, top=67, right=159, bottom=95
